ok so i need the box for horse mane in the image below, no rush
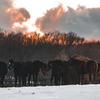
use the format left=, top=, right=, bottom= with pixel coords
left=33, top=60, right=45, bottom=68
left=62, top=61, right=68, bottom=64
left=71, top=57, right=85, bottom=62
left=34, top=60, right=43, bottom=64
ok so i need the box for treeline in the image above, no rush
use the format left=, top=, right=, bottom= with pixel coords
left=0, top=29, right=100, bottom=63
left=0, top=29, right=84, bottom=63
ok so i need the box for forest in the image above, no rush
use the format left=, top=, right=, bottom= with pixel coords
left=0, top=29, right=100, bottom=63
left=0, top=29, right=87, bottom=63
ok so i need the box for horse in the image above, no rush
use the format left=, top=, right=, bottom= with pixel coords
left=48, top=60, right=69, bottom=85
left=26, top=60, right=47, bottom=86
left=8, top=59, right=28, bottom=87
left=68, top=57, right=98, bottom=84
left=0, top=61, right=8, bottom=87
left=48, top=60, right=62, bottom=85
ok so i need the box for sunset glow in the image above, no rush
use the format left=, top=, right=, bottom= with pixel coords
left=12, top=0, right=100, bottom=39
left=37, top=30, right=44, bottom=36
left=1, top=0, right=100, bottom=39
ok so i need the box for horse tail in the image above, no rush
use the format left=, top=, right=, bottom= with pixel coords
left=93, top=61, right=98, bottom=84
left=86, top=60, right=98, bottom=73
left=94, top=61, right=98, bottom=73
left=92, top=61, right=98, bottom=73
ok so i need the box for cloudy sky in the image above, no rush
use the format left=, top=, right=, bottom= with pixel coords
left=0, top=0, right=100, bottom=40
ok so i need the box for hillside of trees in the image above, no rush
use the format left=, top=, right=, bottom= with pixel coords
left=0, top=29, right=100, bottom=63
left=0, top=29, right=85, bottom=63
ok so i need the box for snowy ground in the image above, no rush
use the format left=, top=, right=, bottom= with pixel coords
left=0, top=84, right=100, bottom=100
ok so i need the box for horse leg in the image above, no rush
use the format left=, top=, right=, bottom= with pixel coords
left=15, top=76, right=17, bottom=87
left=58, top=76, right=60, bottom=85
left=22, top=75, right=26, bottom=86
left=24, top=77, right=26, bottom=86
left=89, top=73, right=92, bottom=84
left=28, top=74, right=31, bottom=86
left=56, top=75, right=59, bottom=85
left=22, top=76, right=24, bottom=86
left=59, top=78, right=61, bottom=85
left=82, top=74, right=84, bottom=85
left=35, top=74, right=38, bottom=86
left=1, top=76, right=5, bottom=87
left=64, top=75, right=67, bottom=85
left=51, top=74, right=53, bottom=85
left=34, top=74, right=37, bottom=86
left=19, top=76, right=21, bottom=87
left=62, top=73, right=67, bottom=85
left=78, top=74, right=81, bottom=85
left=54, top=76, right=56, bottom=85
left=33, top=74, right=36, bottom=86
left=54, top=75, right=58, bottom=85
left=57, top=77, right=59, bottom=85
left=62, top=75, right=64, bottom=85
left=93, top=71, right=96, bottom=84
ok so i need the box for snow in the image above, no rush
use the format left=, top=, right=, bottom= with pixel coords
left=0, top=84, right=100, bottom=100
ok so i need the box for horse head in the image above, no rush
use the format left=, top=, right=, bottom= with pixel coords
left=68, top=56, right=73, bottom=67
left=41, top=63, right=47, bottom=75
left=8, top=59, right=14, bottom=69
left=47, top=61, right=54, bottom=71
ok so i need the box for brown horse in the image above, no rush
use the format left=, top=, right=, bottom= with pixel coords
left=68, top=57, right=98, bottom=84
left=26, top=60, right=47, bottom=86
left=48, top=60, right=69, bottom=85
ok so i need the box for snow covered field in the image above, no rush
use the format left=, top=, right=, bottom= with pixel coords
left=0, top=84, right=100, bottom=100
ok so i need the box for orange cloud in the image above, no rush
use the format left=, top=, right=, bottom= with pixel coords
left=35, top=3, right=65, bottom=32
left=7, top=7, right=30, bottom=24
left=0, top=0, right=31, bottom=33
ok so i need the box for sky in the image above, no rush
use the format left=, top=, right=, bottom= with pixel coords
left=0, top=85, right=100, bottom=100
left=0, top=0, right=100, bottom=40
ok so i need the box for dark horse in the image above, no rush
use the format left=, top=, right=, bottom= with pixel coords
left=26, top=60, right=47, bottom=86
left=48, top=60, right=62, bottom=85
left=68, top=57, right=98, bottom=84
left=8, top=59, right=28, bottom=87
left=0, top=61, right=8, bottom=87
left=48, top=60, right=69, bottom=85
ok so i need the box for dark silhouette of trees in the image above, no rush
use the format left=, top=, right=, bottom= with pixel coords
left=0, top=30, right=85, bottom=63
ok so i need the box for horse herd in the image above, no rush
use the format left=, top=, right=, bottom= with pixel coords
left=0, top=56, right=100, bottom=87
